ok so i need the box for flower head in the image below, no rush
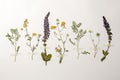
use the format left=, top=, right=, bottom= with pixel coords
left=32, top=33, right=37, bottom=37
left=43, top=12, right=50, bottom=40
left=50, top=26, right=56, bottom=30
left=103, top=16, right=112, bottom=43
left=23, top=19, right=28, bottom=28
left=61, top=21, right=66, bottom=27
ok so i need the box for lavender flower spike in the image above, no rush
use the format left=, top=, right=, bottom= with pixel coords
left=43, top=12, right=50, bottom=40
left=103, top=16, right=112, bottom=43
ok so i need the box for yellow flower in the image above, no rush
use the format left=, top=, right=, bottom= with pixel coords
left=61, top=21, right=66, bottom=27
left=23, top=19, right=28, bottom=28
left=50, top=26, right=56, bottom=30
left=55, top=47, right=61, bottom=53
left=32, top=33, right=37, bottom=37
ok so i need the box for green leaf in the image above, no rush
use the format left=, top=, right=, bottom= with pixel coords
left=6, top=33, right=11, bottom=38
left=81, top=51, right=90, bottom=54
left=71, top=21, right=78, bottom=34
left=41, top=52, right=52, bottom=61
left=101, top=56, right=106, bottom=62
left=77, top=23, right=82, bottom=28
left=17, top=46, right=20, bottom=52
left=69, top=38, right=76, bottom=45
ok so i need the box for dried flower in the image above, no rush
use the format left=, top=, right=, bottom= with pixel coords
left=32, top=33, right=37, bottom=37
left=103, top=16, right=112, bottom=43
left=61, top=21, right=66, bottom=27
left=70, top=21, right=87, bottom=59
left=50, top=26, right=57, bottom=30
left=22, top=19, right=41, bottom=60
left=41, top=12, right=52, bottom=65
left=55, top=47, right=62, bottom=53
left=23, top=19, right=28, bottom=28
left=6, top=28, right=21, bottom=62
left=89, top=31, right=100, bottom=58
left=43, top=12, right=50, bottom=40
left=51, top=19, right=69, bottom=63
left=101, top=16, right=113, bottom=62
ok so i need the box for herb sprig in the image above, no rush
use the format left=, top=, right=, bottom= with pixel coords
left=69, top=21, right=89, bottom=59
left=6, top=28, right=21, bottom=62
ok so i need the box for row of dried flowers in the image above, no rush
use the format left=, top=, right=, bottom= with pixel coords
left=6, top=12, right=113, bottom=65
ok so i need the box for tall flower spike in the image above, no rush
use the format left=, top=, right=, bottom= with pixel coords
left=103, top=16, right=112, bottom=43
left=101, top=16, right=113, bottom=62
left=43, top=12, right=50, bottom=40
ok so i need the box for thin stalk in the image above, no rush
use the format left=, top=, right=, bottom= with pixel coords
left=90, top=33, right=99, bottom=58
left=57, top=25, right=67, bottom=63
left=14, top=38, right=17, bottom=62
left=43, top=40, right=47, bottom=66
left=77, top=39, right=80, bottom=59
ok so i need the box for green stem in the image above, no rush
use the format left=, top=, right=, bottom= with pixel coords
left=43, top=40, right=47, bottom=66
left=77, top=39, right=80, bottom=59
left=14, top=38, right=17, bottom=62
left=57, top=25, right=67, bottom=63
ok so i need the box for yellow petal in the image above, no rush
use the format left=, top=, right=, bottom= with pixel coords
left=50, top=26, right=56, bottom=30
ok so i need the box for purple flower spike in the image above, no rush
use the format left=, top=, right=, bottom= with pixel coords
left=43, top=12, right=50, bottom=40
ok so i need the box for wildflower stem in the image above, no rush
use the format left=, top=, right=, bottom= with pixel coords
left=57, top=24, right=67, bottom=63
left=77, top=39, right=80, bottom=59
left=89, top=32, right=100, bottom=58
left=14, top=38, right=17, bottom=62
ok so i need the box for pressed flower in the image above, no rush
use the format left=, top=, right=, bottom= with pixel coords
left=70, top=21, right=87, bottom=59
left=103, top=16, right=112, bottom=43
left=32, top=33, right=37, bottom=37
left=61, top=21, right=66, bottom=27
left=52, top=19, right=69, bottom=63
left=101, top=16, right=113, bottom=62
left=6, top=28, right=21, bottom=62
left=55, top=47, right=61, bottom=53
left=50, top=26, right=56, bottom=30
left=23, top=19, right=28, bottom=28
left=43, top=12, right=50, bottom=40
left=41, top=12, right=52, bottom=65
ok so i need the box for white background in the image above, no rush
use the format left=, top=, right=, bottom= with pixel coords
left=0, top=0, right=120, bottom=80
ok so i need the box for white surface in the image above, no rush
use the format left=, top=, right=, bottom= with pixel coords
left=0, top=0, right=120, bottom=80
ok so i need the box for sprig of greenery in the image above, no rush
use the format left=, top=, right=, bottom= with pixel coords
left=101, top=16, right=113, bottom=62
left=51, top=19, right=69, bottom=63
left=69, top=21, right=88, bottom=59
left=21, top=19, right=41, bottom=60
left=89, top=30, right=100, bottom=58
left=6, top=28, right=21, bottom=62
